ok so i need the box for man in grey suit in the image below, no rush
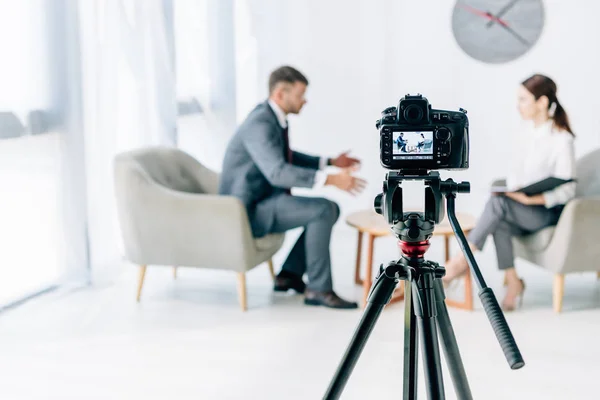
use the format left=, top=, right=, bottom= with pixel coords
left=219, top=66, right=366, bottom=309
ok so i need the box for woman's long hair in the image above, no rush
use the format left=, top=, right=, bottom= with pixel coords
left=522, top=74, right=574, bottom=136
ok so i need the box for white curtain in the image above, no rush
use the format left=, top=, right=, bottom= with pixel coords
left=174, top=0, right=238, bottom=172
left=77, top=0, right=177, bottom=281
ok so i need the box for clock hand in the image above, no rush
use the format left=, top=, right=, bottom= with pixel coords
left=486, top=0, right=521, bottom=28
left=498, top=22, right=531, bottom=46
left=459, top=3, right=529, bottom=46
left=458, top=4, right=510, bottom=27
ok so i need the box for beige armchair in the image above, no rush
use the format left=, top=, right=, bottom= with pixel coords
left=113, top=146, right=285, bottom=311
left=513, top=148, right=600, bottom=312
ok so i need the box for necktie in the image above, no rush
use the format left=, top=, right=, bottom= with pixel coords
left=282, top=124, right=292, bottom=194
left=282, top=125, right=292, bottom=163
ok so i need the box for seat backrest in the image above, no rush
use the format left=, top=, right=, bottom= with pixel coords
left=0, top=112, right=26, bottom=139
left=114, top=146, right=219, bottom=195
left=575, top=148, right=600, bottom=198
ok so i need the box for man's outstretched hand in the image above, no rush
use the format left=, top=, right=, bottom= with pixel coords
left=331, top=151, right=361, bottom=169
left=325, top=166, right=367, bottom=196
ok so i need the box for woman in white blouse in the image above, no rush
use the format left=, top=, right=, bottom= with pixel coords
left=442, top=74, right=576, bottom=311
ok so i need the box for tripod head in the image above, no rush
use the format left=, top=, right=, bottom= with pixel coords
left=374, top=170, right=468, bottom=242
left=373, top=169, right=525, bottom=372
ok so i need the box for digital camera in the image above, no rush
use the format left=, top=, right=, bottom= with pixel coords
left=376, top=94, right=469, bottom=171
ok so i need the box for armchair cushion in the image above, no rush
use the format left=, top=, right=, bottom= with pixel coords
left=255, top=234, right=285, bottom=252
left=515, top=226, right=554, bottom=252
left=253, top=234, right=285, bottom=267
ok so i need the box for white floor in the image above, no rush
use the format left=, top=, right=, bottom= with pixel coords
left=1, top=227, right=600, bottom=400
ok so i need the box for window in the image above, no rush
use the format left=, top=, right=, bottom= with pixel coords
left=0, top=1, right=62, bottom=306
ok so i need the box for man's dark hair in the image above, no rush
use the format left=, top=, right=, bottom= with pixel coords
left=268, top=66, right=309, bottom=94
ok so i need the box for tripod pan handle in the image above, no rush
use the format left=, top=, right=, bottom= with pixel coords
left=479, top=288, right=525, bottom=370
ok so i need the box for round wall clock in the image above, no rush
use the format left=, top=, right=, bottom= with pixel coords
left=452, top=0, right=545, bottom=64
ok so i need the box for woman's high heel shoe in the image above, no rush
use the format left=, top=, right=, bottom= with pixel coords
left=501, top=278, right=526, bottom=312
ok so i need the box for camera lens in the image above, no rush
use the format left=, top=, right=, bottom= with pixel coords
left=404, top=105, right=423, bottom=123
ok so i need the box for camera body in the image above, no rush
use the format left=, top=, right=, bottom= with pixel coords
left=377, top=94, right=469, bottom=171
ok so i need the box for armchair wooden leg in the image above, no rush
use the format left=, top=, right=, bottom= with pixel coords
left=173, top=266, right=178, bottom=280
left=268, top=259, right=276, bottom=280
left=553, top=274, right=565, bottom=313
left=136, top=265, right=147, bottom=302
left=237, top=272, right=247, bottom=311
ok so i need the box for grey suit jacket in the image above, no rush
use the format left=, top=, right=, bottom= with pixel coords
left=219, top=101, right=322, bottom=236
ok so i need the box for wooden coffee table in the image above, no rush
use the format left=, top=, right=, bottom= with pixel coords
left=346, top=210, right=476, bottom=310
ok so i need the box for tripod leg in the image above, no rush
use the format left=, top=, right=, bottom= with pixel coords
left=434, top=279, right=473, bottom=400
left=403, top=280, right=418, bottom=400
left=324, top=264, right=400, bottom=400
left=413, top=272, right=445, bottom=400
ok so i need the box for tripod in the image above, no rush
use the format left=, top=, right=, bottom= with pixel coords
left=324, top=171, right=525, bottom=400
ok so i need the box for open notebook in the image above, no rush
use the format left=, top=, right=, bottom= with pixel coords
left=491, top=177, right=576, bottom=196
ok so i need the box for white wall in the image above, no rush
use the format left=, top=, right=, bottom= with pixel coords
left=240, top=0, right=600, bottom=218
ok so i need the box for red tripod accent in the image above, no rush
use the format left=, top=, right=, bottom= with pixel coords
left=398, top=240, right=430, bottom=258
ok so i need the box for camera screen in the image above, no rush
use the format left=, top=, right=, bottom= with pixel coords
left=392, top=131, right=434, bottom=160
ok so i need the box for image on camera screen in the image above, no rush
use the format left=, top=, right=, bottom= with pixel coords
left=392, top=131, right=434, bottom=158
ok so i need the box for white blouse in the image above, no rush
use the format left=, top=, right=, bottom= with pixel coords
left=506, top=120, right=576, bottom=209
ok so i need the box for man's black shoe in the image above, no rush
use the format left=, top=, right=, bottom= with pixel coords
left=273, top=271, right=306, bottom=294
left=304, top=290, right=358, bottom=309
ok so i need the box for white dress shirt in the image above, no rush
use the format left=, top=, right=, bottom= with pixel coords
left=506, top=120, right=576, bottom=208
left=267, top=99, right=328, bottom=188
